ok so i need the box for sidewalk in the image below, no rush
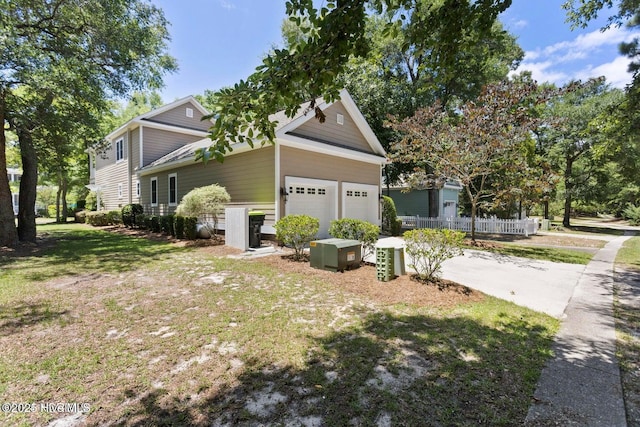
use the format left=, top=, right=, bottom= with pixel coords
left=525, top=233, right=634, bottom=426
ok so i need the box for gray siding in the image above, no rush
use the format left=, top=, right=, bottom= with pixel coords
left=388, top=189, right=430, bottom=217
left=291, top=101, right=373, bottom=153
left=146, top=101, right=211, bottom=131
left=95, top=130, right=129, bottom=210
left=279, top=146, right=380, bottom=219
left=142, top=127, right=204, bottom=166
left=442, top=188, right=459, bottom=204
left=140, top=146, right=276, bottom=215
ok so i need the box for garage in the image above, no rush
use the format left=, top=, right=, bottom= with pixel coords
left=343, top=182, right=379, bottom=225
left=285, top=176, right=338, bottom=238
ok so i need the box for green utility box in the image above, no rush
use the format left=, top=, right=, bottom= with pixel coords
left=310, top=238, right=361, bottom=272
left=376, top=247, right=395, bottom=282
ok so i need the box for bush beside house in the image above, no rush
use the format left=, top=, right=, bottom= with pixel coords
left=274, top=214, right=319, bottom=261
left=329, top=218, right=379, bottom=260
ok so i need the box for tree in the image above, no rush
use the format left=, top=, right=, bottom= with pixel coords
left=199, top=0, right=513, bottom=163
left=390, top=80, right=551, bottom=241
left=0, top=0, right=176, bottom=246
left=538, top=78, right=623, bottom=226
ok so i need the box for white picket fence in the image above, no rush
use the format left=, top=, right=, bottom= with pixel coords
left=398, top=216, right=539, bottom=236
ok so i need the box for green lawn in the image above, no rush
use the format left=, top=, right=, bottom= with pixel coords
left=0, top=224, right=559, bottom=426
left=465, top=242, right=594, bottom=265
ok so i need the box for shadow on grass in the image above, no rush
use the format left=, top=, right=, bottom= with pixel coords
left=0, top=303, right=69, bottom=336
left=116, top=311, right=556, bottom=426
left=1, top=227, right=186, bottom=283
left=471, top=245, right=593, bottom=265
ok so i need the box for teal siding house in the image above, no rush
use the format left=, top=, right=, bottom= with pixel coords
left=386, top=181, right=462, bottom=218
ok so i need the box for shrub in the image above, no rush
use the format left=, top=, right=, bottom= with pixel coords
left=382, top=196, right=402, bottom=236
left=329, top=218, right=379, bottom=260
left=175, top=184, right=231, bottom=237
left=274, top=214, right=319, bottom=261
left=122, top=204, right=144, bottom=228
left=160, top=215, right=174, bottom=235
left=184, top=217, right=198, bottom=240
left=85, top=211, right=121, bottom=226
left=146, top=215, right=161, bottom=233
left=174, top=215, right=185, bottom=239
left=75, top=210, right=88, bottom=224
left=403, top=228, right=465, bottom=282
left=623, top=204, right=640, bottom=225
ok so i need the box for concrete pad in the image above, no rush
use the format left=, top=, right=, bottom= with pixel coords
left=374, top=237, right=585, bottom=318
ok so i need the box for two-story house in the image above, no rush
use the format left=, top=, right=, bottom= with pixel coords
left=7, top=167, right=21, bottom=215
left=90, top=90, right=387, bottom=238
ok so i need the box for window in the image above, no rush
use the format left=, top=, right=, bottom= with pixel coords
left=135, top=181, right=140, bottom=198
left=337, top=113, right=344, bottom=125
left=318, top=188, right=326, bottom=195
left=186, top=107, right=194, bottom=118
left=118, top=183, right=123, bottom=199
left=150, top=177, right=158, bottom=206
left=115, top=138, right=124, bottom=162
left=307, top=188, right=316, bottom=195
left=168, top=173, right=177, bottom=206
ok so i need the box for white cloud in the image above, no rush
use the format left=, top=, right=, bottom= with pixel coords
left=515, top=26, right=639, bottom=88
left=513, top=19, right=528, bottom=29
left=575, top=56, right=634, bottom=88
left=219, top=0, right=235, bottom=10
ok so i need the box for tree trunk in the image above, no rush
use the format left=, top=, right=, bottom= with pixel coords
left=0, top=94, right=19, bottom=247
left=61, top=175, right=68, bottom=223
left=470, top=199, right=477, bottom=242
left=428, top=189, right=439, bottom=217
left=17, top=128, right=38, bottom=243
left=543, top=200, right=549, bottom=220
left=563, top=158, right=573, bottom=228
left=56, top=175, right=62, bottom=223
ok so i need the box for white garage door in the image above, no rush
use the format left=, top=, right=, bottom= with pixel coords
left=285, top=177, right=337, bottom=238
left=343, top=182, right=379, bottom=225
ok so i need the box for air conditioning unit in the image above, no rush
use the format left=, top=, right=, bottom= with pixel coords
left=309, top=238, right=361, bottom=272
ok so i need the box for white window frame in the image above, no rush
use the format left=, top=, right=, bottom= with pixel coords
left=150, top=177, right=158, bottom=207
left=186, top=107, right=194, bottom=118
left=115, top=138, right=124, bottom=163
left=168, top=173, right=177, bottom=206
left=118, top=183, right=123, bottom=199
left=135, top=181, right=140, bottom=198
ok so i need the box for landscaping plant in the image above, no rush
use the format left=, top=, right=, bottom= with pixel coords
left=404, top=228, right=465, bottom=282
left=382, top=195, right=402, bottom=236
left=121, top=204, right=144, bottom=228
left=175, top=184, right=231, bottom=237
left=329, top=218, right=379, bottom=260
left=274, top=214, right=319, bottom=261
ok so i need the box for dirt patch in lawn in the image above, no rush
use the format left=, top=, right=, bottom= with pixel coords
left=469, top=233, right=607, bottom=249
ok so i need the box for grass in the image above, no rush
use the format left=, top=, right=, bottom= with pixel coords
left=465, top=242, right=594, bottom=265
left=0, top=224, right=559, bottom=426
left=614, top=236, right=640, bottom=426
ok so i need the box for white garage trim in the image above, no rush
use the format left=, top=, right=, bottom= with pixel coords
left=342, top=182, right=380, bottom=225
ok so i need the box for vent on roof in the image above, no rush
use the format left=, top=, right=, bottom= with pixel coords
left=337, top=113, right=344, bottom=125
left=186, top=107, right=194, bottom=118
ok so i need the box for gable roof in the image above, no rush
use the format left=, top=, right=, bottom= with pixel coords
left=138, top=89, right=387, bottom=175
left=104, top=95, right=212, bottom=141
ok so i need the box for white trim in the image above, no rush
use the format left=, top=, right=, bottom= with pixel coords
left=115, top=138, right=124, bottom=163
left=277, top=135, right=386, bottom=165
left=139, top=127, right=144, bottom=168
left=168, top=173, right=178, bottom=206
left=150, top=176, right=158, bottom=207
left=186, top=107, right=194, bottom=118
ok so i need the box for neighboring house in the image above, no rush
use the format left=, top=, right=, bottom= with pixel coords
left=92, top=90, right=388, bottom=238
left=385, top=180, right=462, bottom=218
left=7, top=167, right=21, bottom=215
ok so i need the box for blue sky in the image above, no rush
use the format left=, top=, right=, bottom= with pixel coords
left=152, top=0, right=639, bottom=102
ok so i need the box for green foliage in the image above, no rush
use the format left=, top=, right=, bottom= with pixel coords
left=403, top=228, right=465, bottom=281
left=85, top=191, right=103, bottom=211
left=329, top=218, right=379, bottom=260
left=121, top=204, right=144, bottom=228
left=175, top=184, right=231, bottom=236
left=274, top=214, right=319, bottom=261
left=184, top=217, right=198, bottom=240
left=145, top=215, right=161, bottom=233
left=381, top=196, right=402, bottom=236
left=160, top=214, right=174, bottom=236
left=74, top=210, right=88, bottom=224
left=174, top=215, right=185, bottom=239
left=85, top=211, right=121, bottom=227
left=623, top=204, right=640, bottom=226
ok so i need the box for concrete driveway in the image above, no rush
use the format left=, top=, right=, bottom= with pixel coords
left=375, top=237, right=586, bottom=318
